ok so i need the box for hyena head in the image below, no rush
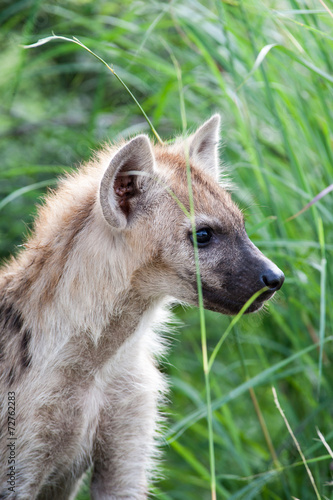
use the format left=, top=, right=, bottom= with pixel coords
left=99, top=114, right=284, bottom=314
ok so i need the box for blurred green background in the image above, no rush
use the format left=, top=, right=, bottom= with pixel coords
left=0, top=0, right=332, bottom=498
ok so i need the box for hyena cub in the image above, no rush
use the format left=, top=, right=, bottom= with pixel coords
left=0, top=115, right=284, bottom=499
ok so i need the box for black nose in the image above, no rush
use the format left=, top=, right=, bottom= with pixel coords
left=261, top=268, right=285, bottom=291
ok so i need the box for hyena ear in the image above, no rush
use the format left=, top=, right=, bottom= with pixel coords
left=99, top=135, right=155, bottom=229
left=188, top=114, right=221, bottom=179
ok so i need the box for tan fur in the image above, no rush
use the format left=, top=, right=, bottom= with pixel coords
left=0, top=115, right=284, bottom=499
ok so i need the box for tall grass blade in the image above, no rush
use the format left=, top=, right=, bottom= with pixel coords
left=286, top=184, right=333, bottom=221
left=171, top=49, right=217, bottom=500
left=318, top=217, right=326, bottom=396
left=237, top=43, right=278, bottom=91
left=316, top=428, right=333, bottom=460
left=167, top=338, right=333, bottom=440
left=208, top=288, right=268, bottom=372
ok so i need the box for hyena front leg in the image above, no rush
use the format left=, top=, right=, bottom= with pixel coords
left=91, top=360, right=164, bottom=500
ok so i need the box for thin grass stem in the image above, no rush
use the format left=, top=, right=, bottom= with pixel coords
left=208, top=288, right=268, bottom=372
left=272, top=387, right=322, bottom=500
left=170, top=48, right=216, bottom=500
left=23, top=34, right=164, bottom=145
left=235, top=331, right=280, bottom=470
left=318, top=217, right=326, bottom=396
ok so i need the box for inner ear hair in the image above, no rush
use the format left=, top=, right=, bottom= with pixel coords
left=114, top=169, right=153, bottom=217
left=114, top=173, right=136, bottom=217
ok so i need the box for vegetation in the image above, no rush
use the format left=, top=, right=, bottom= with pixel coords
left=1, top=0, right=332, bottom=498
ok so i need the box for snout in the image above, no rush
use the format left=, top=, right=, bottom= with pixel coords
left=199, top=233, right=285, bottom=316
left=232, top=240, right=285, bottom=313
left=243, top=236, right=285, bottom=299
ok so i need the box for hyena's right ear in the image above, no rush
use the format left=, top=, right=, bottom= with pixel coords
left=99, top=135, right=155, bottom=229
left=188, top=114, right=221, bottom=180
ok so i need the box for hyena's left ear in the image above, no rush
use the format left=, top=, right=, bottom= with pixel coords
left=188, top=114, right=221, bottom=180
left=99, top=135, right=155, bottom=229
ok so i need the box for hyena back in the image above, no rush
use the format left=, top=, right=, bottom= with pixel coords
left=0, top=115, right=284, bottom=499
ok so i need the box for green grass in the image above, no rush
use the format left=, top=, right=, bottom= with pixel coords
left=1, top=0, right=333, bottom=499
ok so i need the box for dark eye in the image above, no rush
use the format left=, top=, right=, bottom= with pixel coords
left=189, top=227, right=213, bottom=247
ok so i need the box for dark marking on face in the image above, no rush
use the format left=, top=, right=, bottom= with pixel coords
left=178, top=227, right=281, bottom=315
left=21, top=328, right=32, bottom=369
left=200, top=281, right=267, bottom=315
